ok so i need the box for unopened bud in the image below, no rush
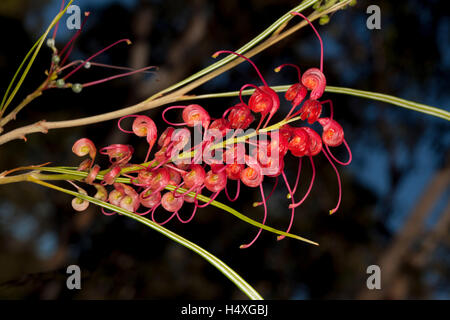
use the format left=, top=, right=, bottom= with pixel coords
left=72, top=83, right=83, bottom=93
left=52, top=54, right=60, bottom=64
left=46, top=38, right=55, bottom=48
left=56, top=78, right=65, bottom=88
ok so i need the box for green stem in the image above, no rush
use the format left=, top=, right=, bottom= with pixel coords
left=179, top=85, right=450, bottom=121
left=28, top=176, right=263, bottom=300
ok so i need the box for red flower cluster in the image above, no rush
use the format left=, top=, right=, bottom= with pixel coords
left=70, top=12, right=352, bottom=248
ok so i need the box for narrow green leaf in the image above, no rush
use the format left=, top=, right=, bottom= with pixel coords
left=0, top=34, right=43, bottom=111
left=325, top=86, right=450, bottom=121
left=1, top=0, right=74, bottom=113
left=29, top=177, right=263, bottom=300
left=181, top=85, right=450, bottom=121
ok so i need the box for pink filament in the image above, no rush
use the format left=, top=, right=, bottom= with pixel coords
left=239, top=83, right=260, bottom=107
left=325, top=139, right=352, bottom=166
left=177, top=205, right=198, bottom=224
left=213, top=50, right=268, bottom=87
left=101, top=208, right=116, bottom=216
left=59, top=12, right=90, bottom=66
left=225, top=179, right=241, bottom=202
left=255, top=113, right=267, bottom=131
left=276, top=63, right=302, bottom=82
left=196, top=190, right=220, bottom=208
left=286, top=103, right=299, bottom=120
left=262, top=111, right=275, bottom=129
left=134, top=208, right=153, bottom=216
left=151, top=203, right=177, bottom=226
left=240, top=183, right=267, bottom=249
left=57, top=60, right=156, bottom=74
left=161, top=106, right=188, bottom=126
left=291, top=12, right=324, bottom=72
left=51, top=0, right=65, bottom=40
left=63, top=39, right=131, bottom=80
left=81, top=66, right=156, bottom=88
left=117, top=115, right=139, bottom=134
left=320, top=99, right=334, bottom=120
left=176, top=189, right=200, bottom=223
left=254, top=176, right=278, bottom=206
left=292, top=157, right=303, bottom=194
left=322, top=148, right=342, bottom=214
left=289, top=156, right=316, bottom=209
left=278, top=170, right=296, bottom=241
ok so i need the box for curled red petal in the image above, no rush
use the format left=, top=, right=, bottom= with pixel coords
left=288, top=127, right=310, bottom=157
left=301, top=68, right=326, bottom=100
left=241, top=165, right=263, bottom=188
left=72, top=189, right=89, bottom=212
left=77, top=159, right=92, bottom=171
left=132, top=115, right=157, bottom=148
left=297, top=99, right=322, bottom=124
left=161, top=191, right=184, bottom=212
left=209, top=118, right=231, bottom=136
left=72, top=138, right=96, bottom=159
left=227, top=103, right=255, bottom=129
left=140, top=188, right=161, bottom=208
left=182, top=104, right=210, bottom=128
left=149, top=167, right=170, bottom=191
left=85, top=164, right=100, bottom=184
left=318, top=118, right=344, bottom=147
left=158, top=127, right=175, bottom=148
left=303, top=127, right=322, bottom=156
left=183, top=164, right=206, bottom=189
left=204, top=170, right=227, bottom=193
left=225, top=163, right=244, bottom=180
left=102, top=165, right=121, bottom=185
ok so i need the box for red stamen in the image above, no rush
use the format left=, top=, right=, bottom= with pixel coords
left=161, top=106, right=188, bottom=126
left=289, top=156, right=316, bottom=209
left=274, top=63, right=301, bottom=82
left=292, top=157, right=302, bottom=194
left=51, top=0, right=65, bottom=40
left=81, top=66, right=156, bottom=88
left=213, top=50, right=268, bottom=87
left=253, top=176, right=278, bottom=207
left=278, top=170, right=296, bottom=241
left=240, top=183, right=267, bottom=249
left=225, top=179, right=241, bottom=202
left=63, top=38, right=132, bottom=80
left=196, top=190, right=220, bottom=208
left=59, top=12, right=91, bottom=66
left=325, top=139, right=352, bottom=166
left=322, top=148, right=342, bottom=215
left=320, top=99, right=334, bottom=120
left=291, top=12, right=324, bottom=72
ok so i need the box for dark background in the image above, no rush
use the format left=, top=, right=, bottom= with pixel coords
left=0, top=0, right=448, bottom=299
